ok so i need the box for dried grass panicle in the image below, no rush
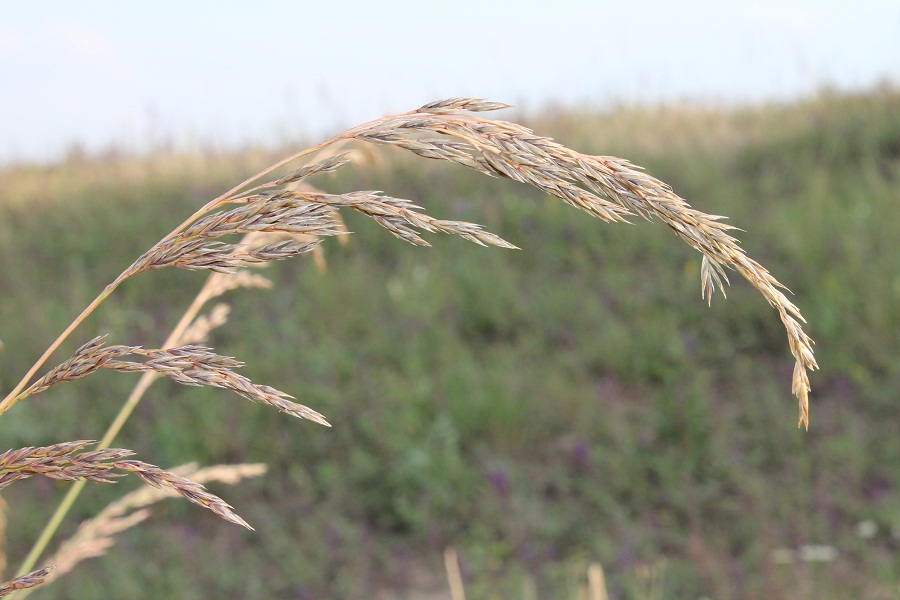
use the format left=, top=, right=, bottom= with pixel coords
left=224, top=238, right=322, bottom=266
left=1, top=97, right=815, bottom=430
left=24, top=336, right=137, bottom=397
left=341, top=98, right=817, bottom=427
left=279, top=190, right=518, bottom=248
left=25, top=339, right=329, bottom=427
left=125, top=200, right=343, bottom=276
left=111, top=460, right=252, bottom=530
left=0, top=441, right=130, bottom=490
left=0, top=567, right=54, bottom=597
left=102, top=345, right=330, bottom=426
left=44, top=463, right=266, bottom=584
left=0, top=442, right=252, bottom=528
left=182, top=196, right=341, bottom=239
left=52, top=98, right=810, bottom=426
left=274, top=152, right=352, bottom=186
left=416, top=98, right=513, bottom=113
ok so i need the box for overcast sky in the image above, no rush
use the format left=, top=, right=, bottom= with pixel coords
left=2, top=0, right=899, bottom=164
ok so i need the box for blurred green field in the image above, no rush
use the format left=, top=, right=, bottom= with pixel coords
left=1, top=87, right=898, bottom=599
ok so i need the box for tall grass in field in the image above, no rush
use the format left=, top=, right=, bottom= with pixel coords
left=6, top=90, right=894, bottom=599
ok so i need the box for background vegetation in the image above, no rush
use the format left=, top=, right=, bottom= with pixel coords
left=1, top=86, right=898, bottom=599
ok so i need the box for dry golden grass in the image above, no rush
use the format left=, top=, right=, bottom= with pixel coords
left=0, top=99, right=815, bottom=595
left=0, top=442, right=251, bottom=529
left=39, top=463, right=266, bottom=591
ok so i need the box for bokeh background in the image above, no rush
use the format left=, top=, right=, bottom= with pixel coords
left=1, top=1, right=898, bottom=598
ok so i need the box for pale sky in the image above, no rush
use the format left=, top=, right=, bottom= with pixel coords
left=2, top=0, right=899, bottom=164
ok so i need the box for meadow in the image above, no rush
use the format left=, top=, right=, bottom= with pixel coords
left=0, top=87, right=898, bottom=599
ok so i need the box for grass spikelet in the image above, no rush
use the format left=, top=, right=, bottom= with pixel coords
left=108, top=461, right=253, bottom=530
left=0, top=567, right=54, bottom=597
left=285, top=190, right=518, bottom=248
left=23, top=337, right=137, bottom=397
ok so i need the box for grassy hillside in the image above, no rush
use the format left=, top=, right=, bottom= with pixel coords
left=1, top=87, right=898, bottom=599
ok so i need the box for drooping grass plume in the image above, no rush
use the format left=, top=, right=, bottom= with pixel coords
left=0, top=441, right=131, bottom=489
left=0, top=442, right=251, bottom=529
left=339, top=98, right=818, bottom=426
left=26, top=339, right=329, bottom=426
left=109, top=461, right=253, bottom=529
left=1, top=96, right=818, bottom=596
left=1, top=98, right=816, bottom=425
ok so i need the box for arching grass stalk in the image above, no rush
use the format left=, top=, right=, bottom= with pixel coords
left=0, top=98, right=817, bottom=597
